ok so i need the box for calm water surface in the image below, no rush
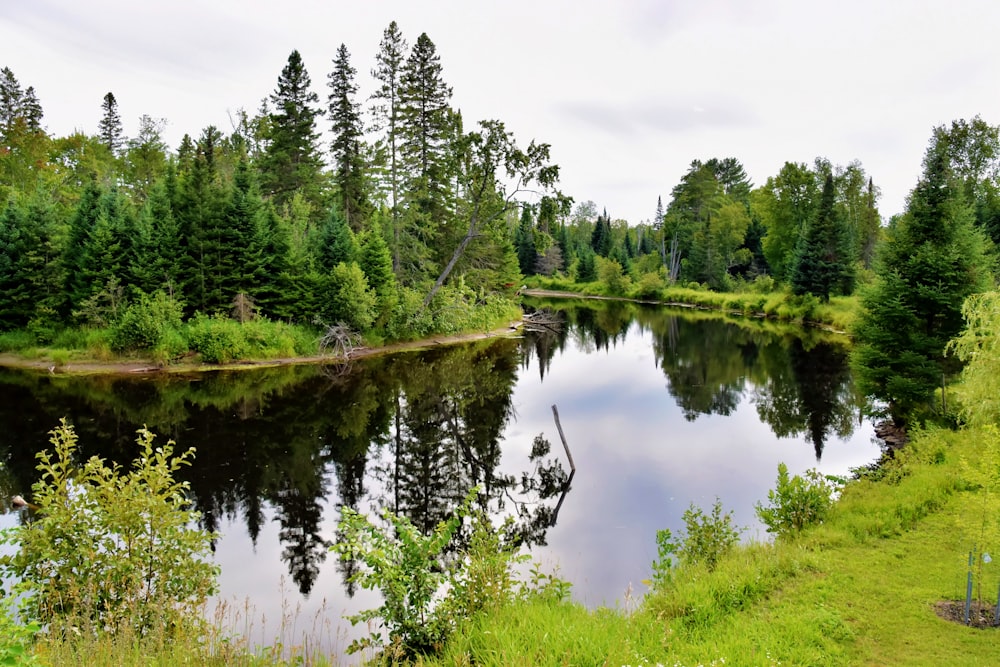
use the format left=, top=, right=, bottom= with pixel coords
left=0, top=299, right=881, bottom=654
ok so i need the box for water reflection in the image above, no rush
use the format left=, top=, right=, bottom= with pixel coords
left=0, top=299, right=880, bottom=648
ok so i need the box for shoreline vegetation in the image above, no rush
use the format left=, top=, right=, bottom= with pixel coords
left=0, top=286, right=858, bottom=376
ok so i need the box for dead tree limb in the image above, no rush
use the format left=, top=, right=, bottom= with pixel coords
left=551, top=404, right=576, bottom=473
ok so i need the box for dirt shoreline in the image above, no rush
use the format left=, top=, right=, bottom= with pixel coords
left=0, top=321, right=525, bottom=377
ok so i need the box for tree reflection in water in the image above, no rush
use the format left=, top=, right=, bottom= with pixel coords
left=0, top=299, right=866, bottom=601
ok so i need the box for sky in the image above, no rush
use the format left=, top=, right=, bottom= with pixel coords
left=2, top=0, right=999, bottom=224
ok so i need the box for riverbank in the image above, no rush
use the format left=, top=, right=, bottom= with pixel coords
left=0, top=321, right=525, bottom=376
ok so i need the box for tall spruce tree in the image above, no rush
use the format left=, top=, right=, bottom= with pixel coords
left=790, top=173, right=854, bottom=301
left=98, top=92, right=124, bottom=155
left=327, top=43, right=368, bottom=231
left=853, top=134, right=993, bottom=425
left=371, top=21, right=409, bottom=273
left=260, top=50, right=325, bottom=215
left=398, top=32, right=454, bottom=279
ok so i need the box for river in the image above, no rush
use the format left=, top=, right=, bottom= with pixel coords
left=0, top=298, right=882, bottom=655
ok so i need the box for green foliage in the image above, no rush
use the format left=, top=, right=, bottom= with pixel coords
left=596, top=256, right=630, bottom=296
left=0, top=597, right=41, bottom=666
left=852, top=134, right=993, bottom=425
left=631, top=270, right=665, bottom=300
left=948, top=290, right=1000, bottom=425
left=678, top=498, right=743, bottom=571
left=439, top=513, right=529, bottom=628
left=109, top=290, right=183, bottom=353
left=320, top=261, right=376, bottom=332
left=0, top=420, right=218, bottom=638
left=184, top=313, right=249, bottom=363
left=791, top=173, right=854, bottom=301
left=650, top=498, right=742, bottom=590
left=756, top=463, right=839, bottom=536
left=332, top=487, right=479, bottom=657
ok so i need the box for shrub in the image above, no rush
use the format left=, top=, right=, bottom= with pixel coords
left=109, top=291, right=183, bottom=353
left=0, top=420, right=218, bottom=638
left=632, top=271, right=666, bottom=300
left=333, top=488, right=480, bottom=657
left=755, top=462, right=840, bottom=537
left=677, top=498, right=743, bottom=571
left=597, top=256, right=630, bottom=296
left=184, top=313, right=248, bottom=363
left=650, top=498, right=742, bottom=589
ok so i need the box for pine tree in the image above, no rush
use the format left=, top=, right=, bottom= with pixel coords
left=515, top=203, right=536, bottom=276
left=790, top=173, right=854, bottom=301
left=131, top=175, right=182, bottom=295
left=314, top=208, right=358, bottom=273
left=398, top=32, right=454, bottom=278
left=0, top=67, right=23, bottom=143
left=853, top=134, right=993, bottom=425
left=371, top=21, right=409, bottom=273
left=358, top=219, right=398, bottom=324
left=98, top=92, right=124, bottom=155
left=20, top=86, right=43, bottom=133
left=260, top=50, right=325, bottom=215
left=328, top=43, right=369, bottom=232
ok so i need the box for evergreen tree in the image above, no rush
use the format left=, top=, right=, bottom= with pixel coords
left=328, top=43, right=369, bottom=231
left=62, top=178, right=104, bottom=314
left=398, top=32, right=454, bottom=278
left=790, top=173, right=854, bottom=301
left=371, top=21, right=409, bottom=273
left=260, top=50, right=325, bottom=215
left=98, top=91, right=124, bottom=155
left=590, top=209, right=612, bottom=257
left=853, top=134, right=993, bottom=425
left=576, top=247, right=597, bottom=282
left=0, top=67, right=23, bottom=143
left=131, top=174, right=182, bottom=296
left=175, top=128, right=226, bottom=313
left=314, top=207, right=358, bottom=272
left=515, top=203, right=536, bottom=275
left=358, top=218, right=398, bottom=324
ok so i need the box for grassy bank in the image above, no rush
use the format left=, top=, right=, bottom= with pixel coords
left=524, top=274, right=861, bottom=333
left=423, top=425, right=998, bottom=666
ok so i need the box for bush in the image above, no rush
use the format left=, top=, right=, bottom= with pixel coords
left=596, top=256, right=630, bottom=296
left=755, top=463, right=840, bottom=537
left=109, top=291, right=183, bottom=353
left=650, top=498, right=742, bottom=589
left=632, top=271, right=666, bottom=300
left=677, top=498, right=743, bottom=571
left=0, top=420, right=218, bottom=638
left=333, top=488, right=480, bottom=657
left=184, top=313, right=248, bottom=363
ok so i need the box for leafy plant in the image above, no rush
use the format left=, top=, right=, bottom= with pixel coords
left=0, top=419, right=218, bottom=638
left=0, top=597, right=41, bottom=666
left=332, top=487, right=480, bottom=657
left=650, top=498, right=742, bottom=590
left=677, top=498, right=743, bottom=571
left=755, top=463, right=840, bottom=537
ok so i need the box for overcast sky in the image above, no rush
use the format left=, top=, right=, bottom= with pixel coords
left=2, top=0, right=998, bottom=224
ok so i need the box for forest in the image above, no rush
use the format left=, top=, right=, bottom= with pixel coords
left=3, top=21, right=1000, bottom=427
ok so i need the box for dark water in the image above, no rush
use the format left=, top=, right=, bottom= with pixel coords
left=0, top=299, right=880, bottom=652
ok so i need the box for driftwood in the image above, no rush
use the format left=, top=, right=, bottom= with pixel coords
left=548, top=404, right=576, bottom=527
left=523, top=309, right=563, bottom=334
left=317, top=322, right=363, bottom=360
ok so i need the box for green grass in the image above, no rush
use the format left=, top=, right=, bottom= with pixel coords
left=524, top=275, right=861, bottom=332
left=419, top=425, right=1000, bottom=667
